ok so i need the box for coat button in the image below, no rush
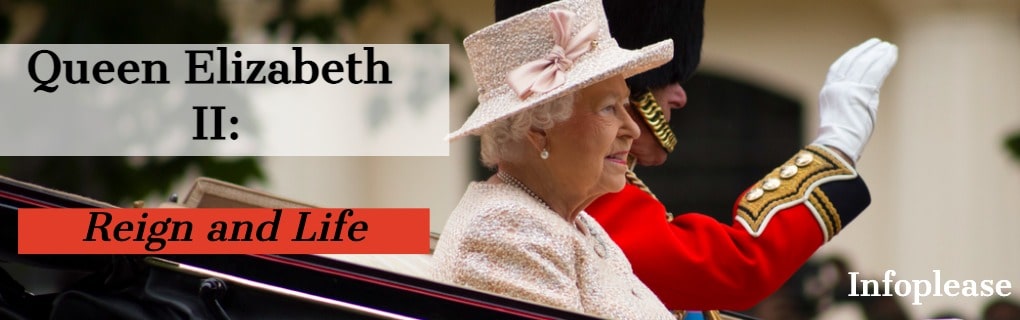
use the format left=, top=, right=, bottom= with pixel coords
left=779, top=165, right=798, bottom=179
left=795, top=153, right=814, bottom=167
left=746, top=188, right=764, bottom=201
left=762, top=178, right=781, bottom=191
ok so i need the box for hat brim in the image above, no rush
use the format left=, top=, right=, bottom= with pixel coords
left=447, top=38, right=673, bottom=141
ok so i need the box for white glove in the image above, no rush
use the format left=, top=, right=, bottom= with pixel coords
left=813, top=38, right=898, bottom=164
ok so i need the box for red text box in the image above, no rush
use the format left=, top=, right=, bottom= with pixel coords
left=18, top=208, right=429, bottom=254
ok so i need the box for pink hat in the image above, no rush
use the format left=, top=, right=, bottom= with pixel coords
left=447, top=0, right=673, bottom=141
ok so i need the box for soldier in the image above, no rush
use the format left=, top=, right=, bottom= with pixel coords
left=495, top=0, right=898, bottom=318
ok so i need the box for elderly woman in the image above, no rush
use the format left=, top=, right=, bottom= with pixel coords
left=432, top=0, right=676, bottom=318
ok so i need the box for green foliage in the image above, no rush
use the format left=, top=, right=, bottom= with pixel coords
left=340, top=0, right=381, bottom=21
left=0, top=14, right=9, bottom=41
left=265, top=0, right=392, bottom=42
left=1008, top=132, right=1020, bottom=163
left=33, top=0, right=228, bottom=44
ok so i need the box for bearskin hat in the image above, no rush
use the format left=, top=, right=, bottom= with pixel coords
left=495, top=0, right=704, bottom=91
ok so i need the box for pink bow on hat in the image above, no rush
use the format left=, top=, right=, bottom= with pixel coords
left=507, top=10, right=599, bottom=100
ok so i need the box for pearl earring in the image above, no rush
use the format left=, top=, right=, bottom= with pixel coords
left=540, top=148, right=549, bottom=160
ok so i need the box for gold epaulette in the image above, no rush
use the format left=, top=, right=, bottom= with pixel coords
left=735, top=145, right=857, bottom=241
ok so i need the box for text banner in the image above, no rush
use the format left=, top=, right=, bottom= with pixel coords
left=18, top=208, right=430, bottom=254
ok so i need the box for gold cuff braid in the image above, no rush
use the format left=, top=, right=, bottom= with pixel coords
left=735, top=145, right=857, bottom=240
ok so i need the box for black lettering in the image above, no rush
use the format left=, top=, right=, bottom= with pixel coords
left=267, top=61, right=290, bottom=84
left=349, top=221, right=368, bottom=241
left=186, top=50, right=213, bottom=83
left=208, top=221, right=227, bottom=241
left=83, top=211, right=112, bottom=241
left=28, top=50, right=60, bottom=93
left=231, top=50, right=244, bottom=84
left=246, top=60, right=266, bottom=84
left=292, top=211, right=315, bottom=241
left=134, top=212, right=149, bottom=241
left=92, top=60, right=114, bottom=84
left=140, top=60, right=168, bottom=84
left=346, top=52, right=363, bottom=84
left=323, top=61, right=343, bottom=84
left=294, top=47, right=317, bottom=84
left=330, top=210, right=348, bottom=241
left=118, top=61, right=139, bottom=84
left=230, top=220, right=254, bottom=241
left=113, top=221, right=133, bottom=241
left=317, top=212, right=332, bottom=241
left=256, top=209, right=281, bottom=241
left=146, top=218, right=169, bottom=251
left=364, top=47, right=390, bottom=84
left=63, top=60, right=89, bottom=84
left=217, top=46, right=228, bottom=83
left=170, top=221, right=193, bottom=241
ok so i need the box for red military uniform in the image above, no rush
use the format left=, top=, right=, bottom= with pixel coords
left=587, top=144, right=870, bottom=311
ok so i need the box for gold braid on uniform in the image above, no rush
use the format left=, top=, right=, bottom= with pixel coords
left=626, top=156, right=674, bottom=221
left=632, top=91, right=678, bottom=153
left=735, top=145, right=857, bottom=240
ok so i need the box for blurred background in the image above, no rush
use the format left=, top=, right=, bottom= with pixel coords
left=2, top=0, right=1019, bottom=319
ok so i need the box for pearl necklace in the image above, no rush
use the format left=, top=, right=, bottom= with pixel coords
left=497, top=171, right=549, bottom=210
left=497, top=171, right=608, bottom=257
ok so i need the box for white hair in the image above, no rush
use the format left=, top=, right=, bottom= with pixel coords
left=479, top=94, right=575, bottom=168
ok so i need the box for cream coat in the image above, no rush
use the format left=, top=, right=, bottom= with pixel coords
left=433, top=181, right=675, bottom=320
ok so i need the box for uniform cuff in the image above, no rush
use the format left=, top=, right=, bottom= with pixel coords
left=735, top=144, right=866, bottom=240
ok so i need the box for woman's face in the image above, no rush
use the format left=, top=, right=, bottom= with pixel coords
left=544, top=75, right=640, bottom=197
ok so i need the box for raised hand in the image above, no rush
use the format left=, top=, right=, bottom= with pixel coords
left=813, top=38, right=899, bottom=165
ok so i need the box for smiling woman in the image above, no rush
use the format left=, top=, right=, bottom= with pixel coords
left=476, top=74, right=638, bottom=220
left=431, top=0, right=678, bottom=318
left=434, top=74, right=661, bottom=318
